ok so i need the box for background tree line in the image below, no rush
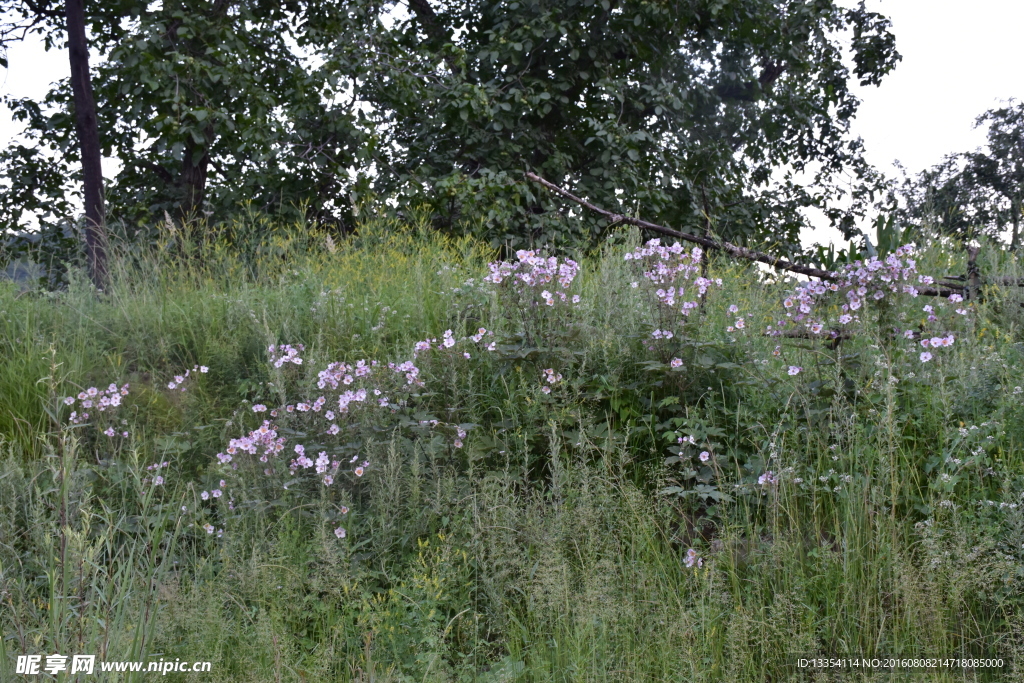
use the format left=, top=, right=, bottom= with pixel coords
left=2, top=0, right=1017, bottom=287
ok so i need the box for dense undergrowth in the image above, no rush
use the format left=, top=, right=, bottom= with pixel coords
left=3, top=214, right=1024, bottom=681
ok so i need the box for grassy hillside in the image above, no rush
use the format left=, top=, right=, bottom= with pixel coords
left=3, top=215, right=1024, bottom=681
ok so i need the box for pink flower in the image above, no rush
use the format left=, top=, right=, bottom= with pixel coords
left=670, top=358, right=683, bottom=368
left=788, top=366, right=802, bottom=376
left=354, top=467, right=364, bottom=477
left=920, top=351, right=933, bottom=362
left=201, top=491, right=210, bottom=500
left=334, top=527, right=347, bottom=539
left=684, top=548, right=703, bottom=568
left=153, top=476, right=164, bottom=486
left=699, top=451, right=710, bottom=462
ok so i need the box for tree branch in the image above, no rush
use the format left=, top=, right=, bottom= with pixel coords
left=524, top=172, right=962, bottom=297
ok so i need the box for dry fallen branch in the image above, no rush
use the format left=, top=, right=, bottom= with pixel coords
left=525, top=172, right=963, bottom=298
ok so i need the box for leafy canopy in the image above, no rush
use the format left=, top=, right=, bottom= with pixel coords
left=331, top=0, right=900, bottom=248
left=2, top=0, right=900, bottom=253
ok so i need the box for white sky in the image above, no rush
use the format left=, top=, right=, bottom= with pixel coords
left=3, top=0, right=1023, bottom=246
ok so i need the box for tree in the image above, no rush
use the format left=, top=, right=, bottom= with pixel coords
left=898, top=101, right=1024, bottom=247
left=327, top=0, right=900, bottom=249
left=1, top=0, right=107, bottom=287
left=1, top=0, right=367, bottom=240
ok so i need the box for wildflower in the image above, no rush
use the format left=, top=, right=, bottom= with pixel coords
left=340, top=506, right=350, bottom=515
left=684, top=548, right=703, bottom=568
left=334, top=527, right=347, bottom=539
left=758, top=470, right=777, bottom=486
left=735, top=318, right=745, bottom=329
left=772, top=346, right=781, bottom=356
left=838, top=314, right=852, bottom=324
left=201, top=491, right=210, bottom=500
left=212, top=489, right=222, bottom=498
left=630, top=282, right=639, bottom=288
left=253, top=404, right=267, bottom=412
left=103, top=427, right=116, bottom=437
left=153, top=476, right=164, bottom=486
left=463, top=352, right=471, bottom=359
left=63, top=396, right=75, bottom=405
left=323, top=475, right=333, bottom=485
left=728, top=304, right=739, bottom=313
left=354, top=467, right=364, bottom=477
left=699, top=451, right=710, bottom=462
left=200, top=366, right=209, bottom=373
left=204, top=523, right=215, bottom=535
left=920, top=351, right=933, bottom=363
left=541, top=386, right=551, bottom=394
left=454, top=439, right=464, bottom=448
left=670, top=358, right=683, bottom=368
left=788, top=366, right=802, bottom=375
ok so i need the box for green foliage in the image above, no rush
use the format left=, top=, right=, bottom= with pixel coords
left=3, top=0, right=900, bottom=251
left=898, top=100, right=1024, bottom=247
left=332, top=0, right=901, bottom=249
left=1, top=0, right=366, bottom=233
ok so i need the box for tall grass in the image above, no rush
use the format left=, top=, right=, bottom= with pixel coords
left=2, top=213, right=1024, bottom=681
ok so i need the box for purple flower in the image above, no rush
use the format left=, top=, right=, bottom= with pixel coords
left=334, top=527, right=347, bottom=539
left=788, top=366, right=802, bottom=376
left=920, top=351, right=933, bottom=363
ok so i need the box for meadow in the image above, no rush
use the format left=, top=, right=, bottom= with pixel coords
left=2, top=213, right=1024, bottom=681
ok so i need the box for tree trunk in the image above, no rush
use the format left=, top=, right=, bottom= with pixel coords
left=1012, top=197, right=1020, bottom=250
left=66, top=0, right=107, bottom=289
left=180, top=126, right=213, bottom=221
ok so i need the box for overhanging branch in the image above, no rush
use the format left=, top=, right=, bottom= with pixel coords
left=525, top=172, right=962, bottom=298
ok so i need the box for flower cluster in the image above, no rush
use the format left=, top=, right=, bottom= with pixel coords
left=63, top=382, right=130, bottom=426
left=625, top=239, right=721, bottom=318
left=413, top=327, right=497, bottom=358
left=771, top=247, right=965, bottom=364
left=269, top=344, right=304, bottom=368
left=167, top=364, right=209, bottom=391
left=218, top=420, right=286, bottom=465
left=484, top=250, right=581, bottom=306
left=540, top=368, right=563, bottom=394
left=684, top=548, right=704, bottom=568
left=145, top=460, right=170, bottom=486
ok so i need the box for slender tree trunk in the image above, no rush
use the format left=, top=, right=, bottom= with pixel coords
left=1012, top=197, right=1020, bottom=250
left=66, top=0, right=107, bottom=289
